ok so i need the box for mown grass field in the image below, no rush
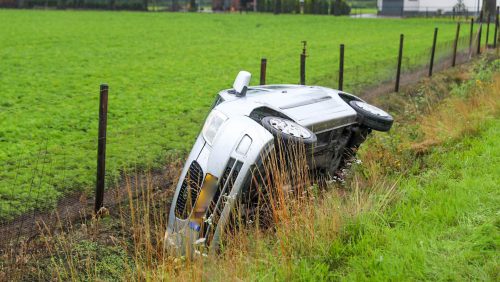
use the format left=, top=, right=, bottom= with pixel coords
left=0, top=10, right=473, bottom=218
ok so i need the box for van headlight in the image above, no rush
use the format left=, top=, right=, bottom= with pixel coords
left=202, top=110, right=228, bottom=146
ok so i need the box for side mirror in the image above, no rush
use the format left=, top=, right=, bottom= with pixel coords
left=232, top=71, right=251, bottom=97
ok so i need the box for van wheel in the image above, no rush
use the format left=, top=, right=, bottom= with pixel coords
left=349, top=101, right=394, bottom=132
left=261, top=116, right=317, bottom=145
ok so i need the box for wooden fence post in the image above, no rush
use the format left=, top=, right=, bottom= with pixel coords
left=395, top=34, right=404, bottom=92
left=452, top=23, right=461, bottom=67
left=260, top=58, right=267, bottom=85
left=429, top=27, right=438, bottom=77
left=95, top=84, right=108, bottom=214
left=339, top=44, right=344, bottom=91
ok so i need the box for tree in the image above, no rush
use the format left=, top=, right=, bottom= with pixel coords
left=330, top=0, right=350, bottom=16
left=454, top=0, right=466, bottom=13
left=482, top=0, right=495, bottom=19
left=189, top=0, right=197, bottom=11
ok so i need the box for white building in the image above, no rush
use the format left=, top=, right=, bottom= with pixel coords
left=377, top=0, right=496, bottom=16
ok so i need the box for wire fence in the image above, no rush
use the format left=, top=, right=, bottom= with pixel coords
left=306, top=22, right=486, bottom=95
left=0, top=125, right=178, bottom=251
left=0, top=17, right=498, bottom=259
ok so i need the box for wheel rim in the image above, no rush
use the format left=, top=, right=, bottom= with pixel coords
left=269, top=118, right=311, bottom=139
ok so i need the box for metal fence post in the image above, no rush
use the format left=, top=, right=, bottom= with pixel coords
left=494, top=6, right=499, bottom=49
left=477, top=24, right=482, bottom=54
left=95, top=84, right=108, bottom=214
left=486, top=17, right=491, bottom=48
left=452, top=23, right=461, bottom=67
left=300, top=41, right=306, bottom=85
left=395, top=34, right=404, bottom=92
left=429, top=27, right=438, bottom=77
left=469, top=18, right=474, bottom=53
left=339, top=44, right=344, bottom=91
left=493, top=6, right=500, bottom=49
left=260, top=58, right=267, bottom=85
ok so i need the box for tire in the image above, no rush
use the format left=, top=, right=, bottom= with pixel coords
left=349, top=101, right=394, bottom=132
left=338, top=92, right=365, bottom=104
left=261, top=116, right=317, bottom=145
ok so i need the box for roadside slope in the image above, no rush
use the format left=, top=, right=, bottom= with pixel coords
left=336, top=119, right=499, bottom=280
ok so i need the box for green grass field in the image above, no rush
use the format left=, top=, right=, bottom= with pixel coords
left=0, top=10, right=473, bottom=218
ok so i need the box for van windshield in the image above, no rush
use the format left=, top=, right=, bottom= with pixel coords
left=211, top=95, right=224, bottom=109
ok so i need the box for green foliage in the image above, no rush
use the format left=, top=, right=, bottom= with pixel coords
left=345, top=0, right=376, bottom=9
left=37, top=239, right=131, bottom=281
left=280, top=0, right=300, bottom=14
left=0, top=10, right=467, bottom=219
left=303, top=0, right=329, bottom=14
left=330, top=0, right=350, bottom=15
left=336, top=120, right=500, bottom=280
left=19, top=0, right=147, bottom=10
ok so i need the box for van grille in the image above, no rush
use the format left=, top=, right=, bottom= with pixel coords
left=203, top=158, right=243, bottom=242
left=174, top=161, right=204, bottom=219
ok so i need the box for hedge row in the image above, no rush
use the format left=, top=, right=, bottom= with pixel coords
left=2, top=0, right=350, bottom=13
left=6, top=0, right=147, bottom=10
left=256, top=0, right=350, bottom=15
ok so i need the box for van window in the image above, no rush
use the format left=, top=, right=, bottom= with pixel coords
left=211, top=95, right=224, bottom=109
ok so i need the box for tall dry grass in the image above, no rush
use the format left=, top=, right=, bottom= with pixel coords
left=159, top=137, right=400, bottom=280
left=413, top=73, right=500, bottom=151
left=360, top=62, right=499, bottom=179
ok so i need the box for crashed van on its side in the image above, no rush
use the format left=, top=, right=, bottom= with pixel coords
left=166, top=71, right=393, bottom=255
